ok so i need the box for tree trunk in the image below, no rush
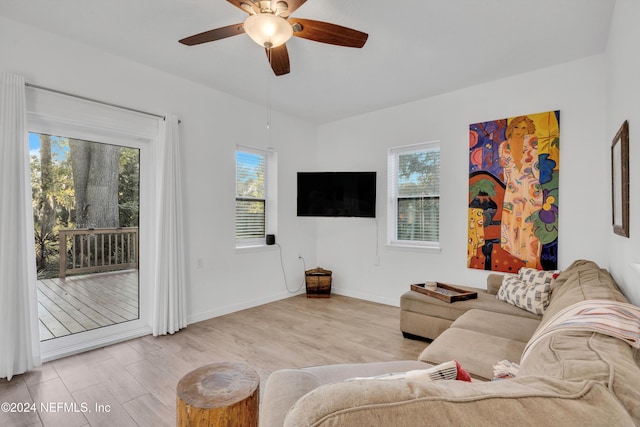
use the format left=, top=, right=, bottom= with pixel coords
left=69, top=139, right=91, bottom=228
left=86, top=143, right=120, bottom=228
left=38, top=135, right=55, bottom=271
left=69, top=139, right=120, bottom=229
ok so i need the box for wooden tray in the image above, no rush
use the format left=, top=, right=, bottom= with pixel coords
left=411, top=282, right=478, bottom=303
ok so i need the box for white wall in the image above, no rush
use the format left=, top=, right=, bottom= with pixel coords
left=606, top=0, right=640, bottom=306
left=4, top=0, right=638, bottom=324
left=0, top=16, right=318, bottom=324
left=316, top=55, right=609, bottom=306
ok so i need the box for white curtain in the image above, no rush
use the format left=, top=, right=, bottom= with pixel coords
left=0, top=73, right=41, bottom=379
left=152, top=114, right=187, bottom=336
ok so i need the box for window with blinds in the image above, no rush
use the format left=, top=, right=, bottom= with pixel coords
left=388, top=142, right=440, bottom=248
left=235, top=147, right=276, bottom=247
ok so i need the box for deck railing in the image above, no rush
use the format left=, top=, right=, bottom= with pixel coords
left=58, top=227, right=139, bottom=279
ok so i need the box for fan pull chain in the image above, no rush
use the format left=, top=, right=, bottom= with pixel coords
left=266, top=46, right=273, bottom=149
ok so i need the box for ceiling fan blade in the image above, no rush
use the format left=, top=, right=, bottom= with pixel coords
left=179, top=24, right=244, bottom=46
left=227, top=0, right=258, bottom=15
left=278, top=0, right=307, bottom=17
left=266, top=44, right=290, bottom=76
left=290, top=18, right=368, bottom=48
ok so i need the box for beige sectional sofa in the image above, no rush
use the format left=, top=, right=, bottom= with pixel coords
left=261, top=260, right=640, bottom=426
left=400, top=274, right=541, bottom=342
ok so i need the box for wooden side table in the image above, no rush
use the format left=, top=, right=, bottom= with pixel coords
left=305, top=267, right=332, bottom=297
left=176, top=362, right=260, bottom=427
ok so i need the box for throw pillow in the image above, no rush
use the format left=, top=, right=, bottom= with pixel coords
left=497, top=268, right=557, bottom=315
left=519, top=267, right=558, bottom=287
left=346, top=360, right=472, bottom=382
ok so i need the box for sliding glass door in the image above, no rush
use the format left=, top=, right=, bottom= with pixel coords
left=30, top=133, right=141, bottom=342
left=26, top=85, right=157, bottom=361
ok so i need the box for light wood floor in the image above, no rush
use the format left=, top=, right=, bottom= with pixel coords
left=0, top=294, right=428, bottom=427
left=37, top=271, right=139, bottom=341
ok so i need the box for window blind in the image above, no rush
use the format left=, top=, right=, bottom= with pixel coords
left=236, top=150, right=266, bottom=240
left=397, top=149, right=439, bottom=241
left=388, top=143, right=440, bottom=245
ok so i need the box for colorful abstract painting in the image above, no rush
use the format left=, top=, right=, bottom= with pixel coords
left=468, top=111, right=559, bottom=273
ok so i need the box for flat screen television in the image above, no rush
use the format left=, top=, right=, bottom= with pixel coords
left=297, top=172, right=376, bottom=218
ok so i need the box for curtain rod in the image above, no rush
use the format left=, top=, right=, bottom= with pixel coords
left=25, top=83, right=181, bottom=123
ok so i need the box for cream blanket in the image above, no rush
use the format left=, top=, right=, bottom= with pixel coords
left=521, top=299, right=640, bottom=362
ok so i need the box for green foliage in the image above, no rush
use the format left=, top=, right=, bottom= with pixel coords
left=31, top=133, right=140, bottom=278
left=236, top=169, right=264, bottom=199
left=31, top=136, right=75, bottom=227
left=236, top=151, right=265, bottom=215
left=469, top=178, right=497, bottom=199
left=398, top=150, right=439, bottom=196
left=33, top=222, right=60, bottom=278
left=118, top=147, right=140, bottom=227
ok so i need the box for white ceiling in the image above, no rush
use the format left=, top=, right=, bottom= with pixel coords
left=0, top=0, right=616, bottom=124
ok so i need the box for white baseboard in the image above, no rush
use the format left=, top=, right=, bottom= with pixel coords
left=331, top=286, right=400, bottom=307
left=186, top=288, right=397, bottom=328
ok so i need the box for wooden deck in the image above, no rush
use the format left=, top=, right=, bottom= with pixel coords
left=37, top=270, right=139, bottom=341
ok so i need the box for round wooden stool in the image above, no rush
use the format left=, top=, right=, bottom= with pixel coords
left=176, top=362, right=260, bottom=427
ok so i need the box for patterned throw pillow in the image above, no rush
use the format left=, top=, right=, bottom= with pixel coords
left=497, top=268, right=557, bottom=315
left=519, top=267, right=557, bottom=287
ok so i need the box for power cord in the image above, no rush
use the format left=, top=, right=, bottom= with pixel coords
left=275, top=243, right=306, bottom=293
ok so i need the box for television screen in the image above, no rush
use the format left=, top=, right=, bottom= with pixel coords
left=297, top=172, right=376, bottom=218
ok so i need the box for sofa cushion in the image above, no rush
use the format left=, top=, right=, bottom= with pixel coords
left=518, top=332, right=640, bottom=423
left=486, top=273, right=505, bottom=295
left=283, top=375, right=636, bottom=427
left=517, top=260, right=640, bottom=423
left=544, top=260, right=629, bottom=323
left=521, top=261, right=631, bottom=377
left=418, top=328, right=527, bottom=381
left=451, top=309, right=540, bottom=343
left=261, top=360, right=431, bottom=427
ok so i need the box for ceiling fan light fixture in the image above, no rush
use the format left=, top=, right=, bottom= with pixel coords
left=243, top=13, right=293, bottom=48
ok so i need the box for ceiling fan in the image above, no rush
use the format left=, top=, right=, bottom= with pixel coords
left=179, top=0, right=368, bottom=76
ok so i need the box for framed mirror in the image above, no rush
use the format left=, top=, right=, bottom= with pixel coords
left=611, top=120, right=629, bottom=237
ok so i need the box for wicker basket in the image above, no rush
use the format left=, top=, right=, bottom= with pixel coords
left=305, top=267, right=332, bottom=298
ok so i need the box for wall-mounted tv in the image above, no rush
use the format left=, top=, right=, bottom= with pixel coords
left=297, top=172, right=376, bottom=218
